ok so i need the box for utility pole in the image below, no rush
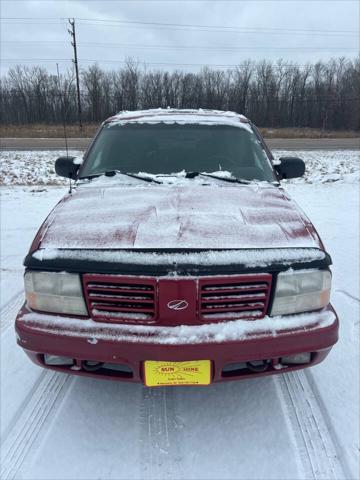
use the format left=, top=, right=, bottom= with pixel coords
left=68, top=18, right=82, bottom=130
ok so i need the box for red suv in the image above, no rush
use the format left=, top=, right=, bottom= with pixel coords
left=15, top=109, right=338, bottom=387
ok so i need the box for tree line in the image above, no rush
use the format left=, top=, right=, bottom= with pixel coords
left=0, top=57, right=359, bottom=130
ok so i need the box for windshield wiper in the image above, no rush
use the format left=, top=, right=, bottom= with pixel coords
left=122, top=172, right=162, bottom=184
left=80, top=170, right=162, bottom=184
left=185, top=171, right=251, bottom=184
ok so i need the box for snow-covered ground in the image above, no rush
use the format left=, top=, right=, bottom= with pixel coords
left=0, top=149, right=359, bottom=479
left=0, top=150, right=82, bottom=185
left=0, top=149, right=359, bottom=185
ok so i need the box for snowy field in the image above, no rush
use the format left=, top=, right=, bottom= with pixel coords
left=0, top=149, right=359, bottom=479
left=0, top=149, right=359, bottom=185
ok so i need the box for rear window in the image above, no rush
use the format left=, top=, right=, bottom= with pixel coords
left=80, top=123, right=276, bottom=182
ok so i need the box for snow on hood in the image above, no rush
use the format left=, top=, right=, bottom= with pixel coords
left=38, top=184, right=319, bottom=251
left=32, top=247, right=325, bottom=267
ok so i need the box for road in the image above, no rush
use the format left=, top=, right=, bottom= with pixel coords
left=1, top=183, right=358, bottom=479
left=0, top=293, right=348, bottom=480
left=0, top=303, right=345, bottom=480
left=1, top=137, right=359, bottom=151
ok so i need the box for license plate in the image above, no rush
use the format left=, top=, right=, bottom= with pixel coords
left=144, top=360, right=211, bottom=387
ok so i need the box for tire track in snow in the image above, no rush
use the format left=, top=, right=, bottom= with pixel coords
left=275, top=370, right=348, bottom=480
left=303, top=369, right=354, bottom=480
left=0, top=371, right=73, bottom=480
left=0, top=291, right=24, bottom=335
left=334, top=289, right=360, bottom=304
left=1, top=370, right=48, bottom=442
left=139, top=387, right=185, bottom=480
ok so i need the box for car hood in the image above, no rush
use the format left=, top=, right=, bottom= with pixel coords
left=39, top=184, right=320, bottom=250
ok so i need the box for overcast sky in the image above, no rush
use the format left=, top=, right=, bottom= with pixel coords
left=1, top=0, right=359, bottom=75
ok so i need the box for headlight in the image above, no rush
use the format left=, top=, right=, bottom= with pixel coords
left=270, top=269, right=331, bottom=316
left=24, top=271, right=88, bottom=316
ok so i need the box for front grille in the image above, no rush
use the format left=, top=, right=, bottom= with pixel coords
left=199, top=274, right=272, bottom=320
left=83, top=273, right=272, bottom=324
left=83, top=274, right=156, bottom=323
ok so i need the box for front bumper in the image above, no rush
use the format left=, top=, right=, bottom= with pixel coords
left=15, top=304, right=339, bottom=384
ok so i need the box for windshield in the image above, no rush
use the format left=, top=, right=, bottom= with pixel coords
left=79, top=123, right=276, bottom=182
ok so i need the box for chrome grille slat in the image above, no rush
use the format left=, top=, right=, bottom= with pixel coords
left=202, top=283, right=267, bottom=292
left=199, top=275, right=272, bottom=320
left=90, top=296, right=154, bottom=305
left=84, top=275, right=156, bottom=323
left=93, top=304, right=155, bottom=313
left=87, top=285, right=153, bottom=294
left=201, top=295, right=266, bottom=304
left=88, top=292, right=153, bottom=299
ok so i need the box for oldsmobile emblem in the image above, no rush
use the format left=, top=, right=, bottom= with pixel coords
left=167, top=300, right=189, bottom=310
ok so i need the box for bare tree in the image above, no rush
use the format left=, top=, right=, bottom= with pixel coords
left=1, top=57, right=359, bottom=130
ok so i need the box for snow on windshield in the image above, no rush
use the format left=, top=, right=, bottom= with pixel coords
left=108, top=108, right=252, bottom=132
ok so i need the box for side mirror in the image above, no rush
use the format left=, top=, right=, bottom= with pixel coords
left=55, top=156, right=81, bottom=179
left=275, top=157, right=305, bottom=179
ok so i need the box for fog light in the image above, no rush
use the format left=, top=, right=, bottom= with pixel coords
left=82, top=360, right=104, bottom=372
left=44, top=354, right=74, bottom=366
left=281, top=353, right=311, bottom=364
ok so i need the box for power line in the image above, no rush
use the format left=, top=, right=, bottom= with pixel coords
left=1, top=0, right=357, bottom=2
left=72, top=44, right=360, bottom=51
left=0, top=59, right=328, bottom=67
left=76, top=21, right=360, bottom=38
left=2, top=59, right=74, bottom=62
left=1, top=17, right=61, bottom=20
left=74, top=17, right=359, bottom=34
left=3, top=41, right=65, bottom=44
left=5, top=17, right=348, bottom=33
left=2, top=58, right=358, bottom=70
left=1, top=17, right=358, bottom=36
left=1, top=21, right=66, bottom=25
left=2, top=41, right=357, bottom=51
left=1, top=58, right=266, bottom=70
